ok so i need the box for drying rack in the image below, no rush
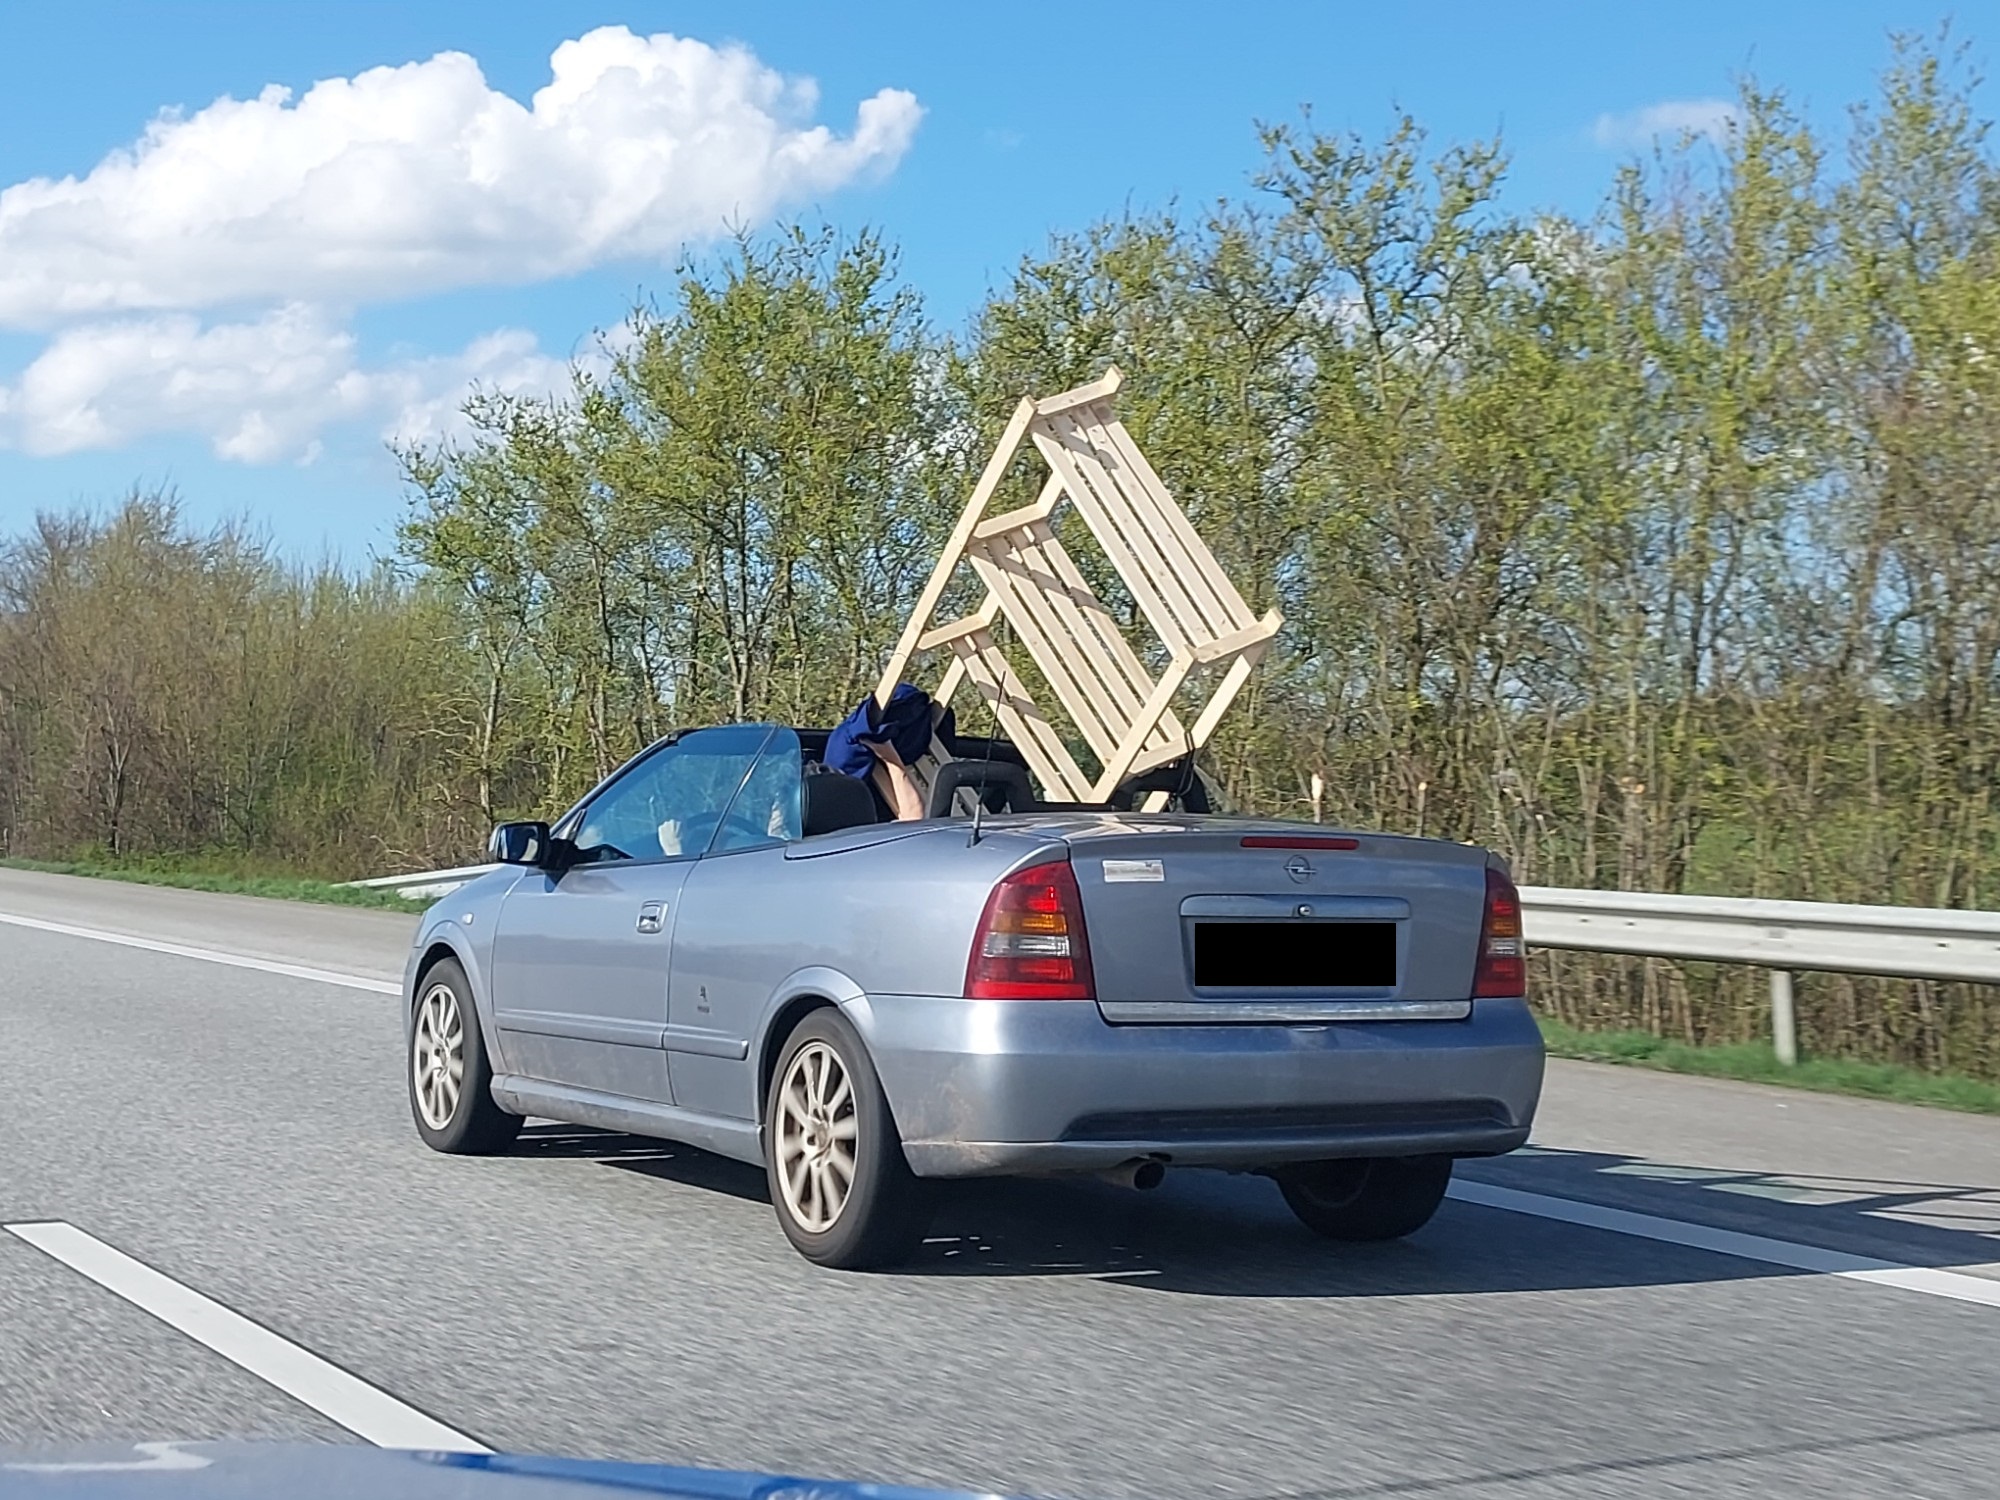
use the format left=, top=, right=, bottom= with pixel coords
left=876, top=367, right=1282, bottom=810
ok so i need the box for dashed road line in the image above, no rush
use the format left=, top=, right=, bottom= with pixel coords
left=0, top=911, right=398, bottom=995
left=1449, top=1179, right=2000, bottom=1309
left=4, top=1221, right=485, bottom=1452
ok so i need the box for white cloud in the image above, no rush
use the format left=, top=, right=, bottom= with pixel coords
left=0, top=26, right=922, bottom=328
left=1591, top=98, right=1736, bottom=150
left=373, top=328, right=583, bottom=450
left=0, top=305, right=573, bottom=463
left=0, top=27, right=921, bottom=467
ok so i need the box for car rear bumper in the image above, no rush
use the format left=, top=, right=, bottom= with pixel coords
left=851, top=994, right=1545, bottom=1178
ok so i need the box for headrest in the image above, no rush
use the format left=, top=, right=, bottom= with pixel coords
left=802, top=771, right=881, bottom=837
left=926, top=758, right=1034, bottom=818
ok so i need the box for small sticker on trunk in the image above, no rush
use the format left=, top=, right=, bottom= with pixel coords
left=1102, top=858, right=1164, bottom=883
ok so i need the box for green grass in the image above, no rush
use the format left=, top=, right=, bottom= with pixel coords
left=1538, top=1016, right=2000, bottom=1116
left=0, top=857, right=426, bottom=912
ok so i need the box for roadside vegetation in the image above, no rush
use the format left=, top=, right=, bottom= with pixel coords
left=1, top=33, right=1996, bottom=1082
left=0, top=858, right=421, bottom=912
left=1538, top=1018, right=2000, bottom=1115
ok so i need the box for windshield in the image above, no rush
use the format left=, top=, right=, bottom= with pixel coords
left=567, top=724, right=778, bottom=862
left=714, top=726, right=804, bottom=850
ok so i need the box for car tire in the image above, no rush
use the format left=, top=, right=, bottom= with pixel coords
left=409, top=958, right=522, bottom=1155
left=765, top=1009, right=922, bottom=1270
left=1273, top=1155, right=1452, bottom=1241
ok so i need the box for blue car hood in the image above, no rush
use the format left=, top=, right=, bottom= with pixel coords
left=0, top=1443, right=1029, bottom=1500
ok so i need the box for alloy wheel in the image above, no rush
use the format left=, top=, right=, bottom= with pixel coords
left=775, top=1040, right=859, bottom=1232
left=412, top=982, right=465, bottom=1131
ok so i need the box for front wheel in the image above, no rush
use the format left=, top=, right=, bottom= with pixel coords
left=1272, top=1155, right=1452, bottom=1241
left=409, top=959, right=522, bottom=1155
left=765, top=1009, right=922, bottom=1270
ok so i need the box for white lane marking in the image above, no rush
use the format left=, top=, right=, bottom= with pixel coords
left=1450, top=1179, right=2000, bottom=1310
left=0, top=911, right=398, bottom=995
left=4, top=1222, right=487, bottom=1452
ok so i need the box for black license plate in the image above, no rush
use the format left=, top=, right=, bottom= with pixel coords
left=1192, top=921, right=1397, bottom=989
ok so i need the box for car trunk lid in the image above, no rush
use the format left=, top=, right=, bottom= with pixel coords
left=1060, top=821, right=1490, bottom=1023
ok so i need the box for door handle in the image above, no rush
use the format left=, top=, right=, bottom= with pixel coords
left=636, top=901, right=666, bottom=935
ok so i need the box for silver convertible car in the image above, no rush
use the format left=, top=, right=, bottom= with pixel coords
left=403, top=723, right=1545, bottom=1267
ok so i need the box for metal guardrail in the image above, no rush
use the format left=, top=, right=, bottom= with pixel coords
left=347, top=865, right=2000, bottom=1067
left=1518, top=887, right=2000, bottom=984
left=343, top=863, right=501, bottom=901
left=1517, top=886, right=2000, bottom=1066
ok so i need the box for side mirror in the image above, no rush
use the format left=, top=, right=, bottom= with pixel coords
left=488, top=820, right=552, bottom=867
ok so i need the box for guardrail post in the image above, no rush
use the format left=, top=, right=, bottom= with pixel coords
left=1769, top=969, right=1798, bottom=1067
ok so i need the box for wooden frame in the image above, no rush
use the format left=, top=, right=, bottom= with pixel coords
left=877, top=368, right=1282, bottom=809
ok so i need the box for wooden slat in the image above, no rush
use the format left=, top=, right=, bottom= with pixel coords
left=1029, top=425, right=1191, bottom=654
left=953, top=633, right=1089, bottom=801
left=875, top=396, right=1037, bottom=706
left=960, top=632, right=1086, bottom=794
left=1016, top=520, right=1152, bottom=719
left=1039, top=409, right=1205, bottom=644
left=1031, top=365, right=1124, bottom=418
left=1088, top=656, right=1192, bottom=802
left=1191, top=608, right=1284, bottom=664
left=935, top=655, right=967, bottom=706
left=970, top=474, right=1065, bottom=540
left=969, top=526, right=1173, bottom=759
left=966, top=541, right=1122, bottom=762
left=1008, top=526, right=1185, bottom=767
left=1080, top=408, right=1243, bottom=638
left=1186, top=641, right=1269, bottom=750
left=1018, top=517, right=1189, bottom=750
left=1055, top=404, right=1221, bottom=642
left=1003, top=523, right=1168, bottom=753
left=1075, top=404, right=1247, bottom=646
left=1136, top=748, right=1192, bottom=780
left=1095, top=410, right=1261, bottom=631
left=916, top=594, right=1001, bottom=652
left=952, top=634, right=1057, bottom=749
left=1039, top=410, right=1213, bottom=649
left=918, top=613, right=990, bottom=651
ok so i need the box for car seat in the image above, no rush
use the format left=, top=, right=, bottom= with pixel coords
left=801, top=770, right=881, bottom=837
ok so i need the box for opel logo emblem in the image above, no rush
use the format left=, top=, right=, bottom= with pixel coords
left=1285, top=855, right=1314, bottom=884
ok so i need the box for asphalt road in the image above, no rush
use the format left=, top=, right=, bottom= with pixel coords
left=2, top=867, right=1997, bottom=1498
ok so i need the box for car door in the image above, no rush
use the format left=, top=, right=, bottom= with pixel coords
left=491, top=725, right=778, bottom=1103
left=665, top=727, right=807, bottom=1120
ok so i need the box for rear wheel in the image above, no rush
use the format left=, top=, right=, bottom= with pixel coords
left=409, top=959, right=522, bottom=1155
left=765, top=1009, right=922, bottom=1269
left=1273, top=1155, right=1452, bottom=1241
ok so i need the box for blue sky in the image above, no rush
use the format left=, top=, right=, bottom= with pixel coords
left=0, top=0, right=1979, bottom=563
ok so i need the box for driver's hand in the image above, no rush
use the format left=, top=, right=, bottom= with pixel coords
left=657, top=819, right=683, bottom=856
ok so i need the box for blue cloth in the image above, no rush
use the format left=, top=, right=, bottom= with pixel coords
left=824, top=684, right=955, bottom=780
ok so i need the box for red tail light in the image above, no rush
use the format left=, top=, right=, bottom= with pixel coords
left=966, top=860, right=1095, bottom=1000
left=1472, top=867, right=1526, bottom=998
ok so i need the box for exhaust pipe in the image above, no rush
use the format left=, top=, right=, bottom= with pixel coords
left=1095, top=1158, right=1166, bottom=1191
